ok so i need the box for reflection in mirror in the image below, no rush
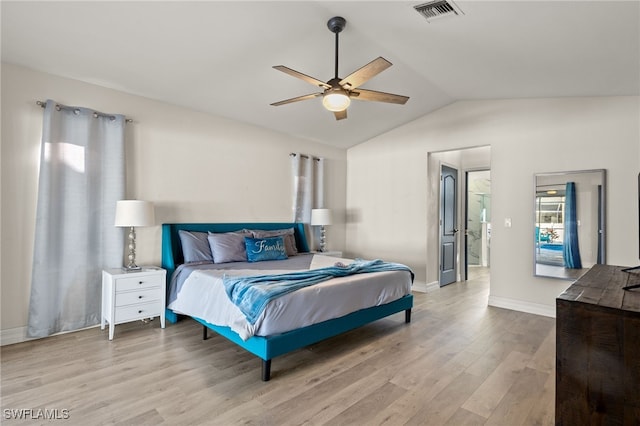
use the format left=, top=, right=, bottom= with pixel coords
left=534, top=169, right=606, bottom=280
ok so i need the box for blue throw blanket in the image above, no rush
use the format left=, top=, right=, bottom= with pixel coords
left=223, top=259, right=413, bottom=324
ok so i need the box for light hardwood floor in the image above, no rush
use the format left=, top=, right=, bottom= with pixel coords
left=1, top=268, right=556, bottom=425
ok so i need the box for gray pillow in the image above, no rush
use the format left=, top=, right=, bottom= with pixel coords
left=178, top=230, right=213, bottom=263
left=208, top=231, right=250, bottom=263
left=251, top=228, right=298, bottom=256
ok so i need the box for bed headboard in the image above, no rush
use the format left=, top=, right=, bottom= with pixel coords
left=161, top=222, right=310, bottom=279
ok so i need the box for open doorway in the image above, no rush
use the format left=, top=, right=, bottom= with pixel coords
left=465, top=170, right=491, bottom=281
left=428, top=146, right=490, bottom=289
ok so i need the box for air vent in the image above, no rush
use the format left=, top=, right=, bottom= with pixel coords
left=414, top=0, right=464, bottom=22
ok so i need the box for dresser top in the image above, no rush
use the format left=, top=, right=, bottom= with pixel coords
left=557, top=264, right=640, bottom=312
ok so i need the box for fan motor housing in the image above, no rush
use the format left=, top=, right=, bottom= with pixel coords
left=327, top=16, right=346, bottom=34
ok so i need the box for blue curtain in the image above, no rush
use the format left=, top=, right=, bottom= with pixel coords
left=563, top=182, right=582, bottom=269
left=28, top=100, right=125, bottom=338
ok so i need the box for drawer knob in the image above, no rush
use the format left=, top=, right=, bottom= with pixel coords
left=138, top=310, right=143, bottom=314
left=138, top=281, right=143, bottom=284
left=138, top=295, right=143, bottom=299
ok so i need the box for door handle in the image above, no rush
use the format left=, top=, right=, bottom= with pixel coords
left=453, top=228, right=459, bottom=233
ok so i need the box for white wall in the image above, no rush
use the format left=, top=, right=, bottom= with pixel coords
left=1, top=63, right=347, bottom=342
left=346, top=97, right=639, bottom=316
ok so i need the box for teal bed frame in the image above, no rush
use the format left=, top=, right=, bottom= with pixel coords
left=161, top=222, right=413, bottom=381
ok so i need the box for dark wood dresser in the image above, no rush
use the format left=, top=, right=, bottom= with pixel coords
left=556, top=264, right=640, bottom=425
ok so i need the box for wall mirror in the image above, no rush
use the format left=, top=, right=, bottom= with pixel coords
left=534, top=169, right=606, bottom=280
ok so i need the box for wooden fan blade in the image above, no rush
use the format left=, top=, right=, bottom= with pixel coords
left=351, top=88, right=409, bottom=105
left=273, top=66, right=332, bottom=90
left=270, top=92, right=322, bottom=107
left=339, top=57, right=392, bottom=90
left=333, top=109, right=347, bottom=120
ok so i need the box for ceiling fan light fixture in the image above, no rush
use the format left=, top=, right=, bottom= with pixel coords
left=322, top=90, right=350, bottom=112
left=271, top=16, right=408, bottom=118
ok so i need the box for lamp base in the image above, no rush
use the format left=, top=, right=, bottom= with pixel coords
left=121, top=265, right=142, bottom=272
left=123, top=226, right=140, bottom=271
left=319, top=225, right=327, bottom=252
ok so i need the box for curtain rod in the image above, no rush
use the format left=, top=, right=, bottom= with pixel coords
left=290, top=153, right=322, bottom=161
left=36, top=100, right=133, bottom=123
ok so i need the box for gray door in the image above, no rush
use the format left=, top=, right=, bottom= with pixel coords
left=440, top=165, right=458, bottom=286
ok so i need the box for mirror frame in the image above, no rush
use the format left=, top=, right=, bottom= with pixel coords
left=533, top=169, right=606, bottom=280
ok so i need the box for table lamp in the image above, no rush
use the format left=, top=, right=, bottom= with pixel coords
left=115, top=200, right=155, bottom=270
left=311, top=208, right=332, bottom=252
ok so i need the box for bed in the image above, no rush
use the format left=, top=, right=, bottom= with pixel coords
left=162, top=222, right=413, bottom=381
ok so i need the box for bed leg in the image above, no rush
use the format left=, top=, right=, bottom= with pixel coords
left=405, top=309, right=412, bottom=323
left=261, top=359, right=271, bottom=381
left=202, top=325, right=208, bottom=340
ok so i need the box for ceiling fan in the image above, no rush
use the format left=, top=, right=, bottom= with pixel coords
left=270, top=16, right=409, bottom=121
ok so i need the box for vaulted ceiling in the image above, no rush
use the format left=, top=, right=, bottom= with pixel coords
left=2, top=1, right=638, bottom=148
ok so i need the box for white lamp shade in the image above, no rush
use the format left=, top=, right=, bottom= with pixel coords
left=311, top=208, right=332, bottom=226
left=114, top=200, right=155, bottom=227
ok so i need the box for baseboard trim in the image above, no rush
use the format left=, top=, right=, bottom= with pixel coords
left=1, top=324, right=100, bottom=346
left=0, top=326, right=35, bottom=346
left=411, top=281, right=439, bottom=293
left=426, top=281, right=440, bottom=292
left=488, top=295, right=556, bottom=318
left=412, top=281, right=427, bottom=293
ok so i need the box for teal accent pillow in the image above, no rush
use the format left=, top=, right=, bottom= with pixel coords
left=245, top=236, right=288, bottom=262
left=250, top=228, right=298, bottom=256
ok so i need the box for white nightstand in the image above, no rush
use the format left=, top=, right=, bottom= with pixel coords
left=101, top=267, right=166, bottom=340
left=314, top=250, right=343, bottom=257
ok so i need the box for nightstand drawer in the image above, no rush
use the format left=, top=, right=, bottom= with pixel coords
left=115, top=301, right=163, bottom=323
left=115, top=288, right=162, bottom=307
left=115, top=274, right=163, bottom=292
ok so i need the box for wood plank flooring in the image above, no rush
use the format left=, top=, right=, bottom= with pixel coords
left=1, top=268, right=556, bottom=425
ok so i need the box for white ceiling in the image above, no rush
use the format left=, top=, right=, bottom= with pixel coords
left=2, top=1, right=639, bottom=149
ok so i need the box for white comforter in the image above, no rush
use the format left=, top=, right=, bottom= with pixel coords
left=167, top=255, right=412, bottom=340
